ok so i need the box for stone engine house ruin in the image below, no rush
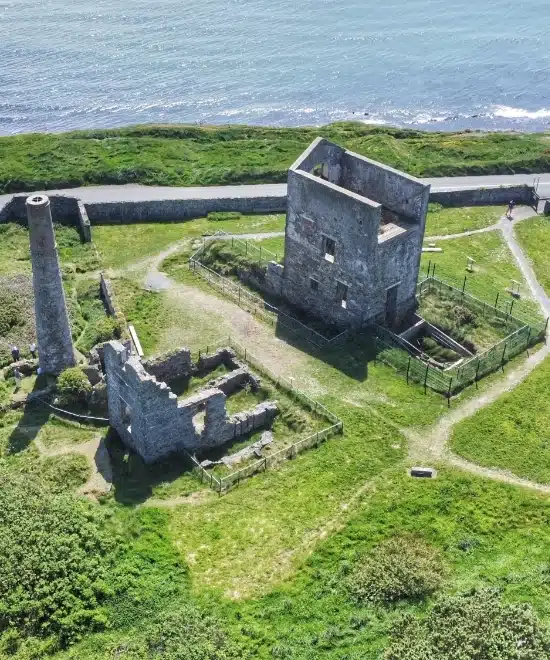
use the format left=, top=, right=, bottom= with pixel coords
left=104, top=341, right=278, bottom=463
left=267, top=137, right=431, bottom=328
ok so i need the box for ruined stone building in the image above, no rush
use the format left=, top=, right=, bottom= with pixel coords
left=267, top=138, right=431, bottom=329
left=26, top=194, right=75, bottom=374
left=104, top=341, right=277, bottom=463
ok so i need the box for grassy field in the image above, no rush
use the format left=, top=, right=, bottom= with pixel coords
left=419, top=229, right=541, bottom=318
left=425, top=204, right=504, bottom=236
left=3, top=123, right=550, bottom=195
left=2, top=205, right=550, bottom=658
left=515, top=215, right=550, bottom=295
left=451, top=355, right=550, bottom=485
left=93, top=213, right=286, bottom=270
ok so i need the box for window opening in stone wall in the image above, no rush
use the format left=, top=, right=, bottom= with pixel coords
left=313, top=162, right=329, bottom=180
left=122, top=403, right=132, bottom=433
left=323, top=236, right=336, bottom=263
left=336, top=281, right=348, bottom=309
left=310, top=277, right=319, bottom=291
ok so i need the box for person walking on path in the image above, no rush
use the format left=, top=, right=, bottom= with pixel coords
left=13, top=367, right=22, bottom=391
left=506, top=199, right=516, bottom=219
left=29, top=342, right=37, bottom=359
left=11, top=345, right=19, bottom=362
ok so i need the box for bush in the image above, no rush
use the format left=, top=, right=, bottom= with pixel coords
left=348, top=536, right=445, bottom=605
left=0, top=291, right=23, bottom=337
left=384, top=589, right=550, bottom=659
left=57, top=367, right=92, bottom=402
left=106, top=604, right=243, bottom=659
left=207, top=211, right=242, bottom=222
left=0, top=469, right=119, bottom=649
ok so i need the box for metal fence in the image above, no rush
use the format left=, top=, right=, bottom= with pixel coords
left=189, top=239, right=348, bottom=350
left=187, top=337, right=343, bottom=493
left=422, top=261, right=544, bottom=329
left=373, top=275, right=547, bottom=396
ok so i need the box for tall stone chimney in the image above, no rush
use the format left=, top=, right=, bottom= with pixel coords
left=26, top=195, right=76, bottom=374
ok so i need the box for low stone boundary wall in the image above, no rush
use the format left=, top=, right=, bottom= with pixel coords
left=430, top=185, right=533, bottom=208
left=0, top=192, right=286, bottom=226
left=85, top=195, right=286, bottom=224
left=0, top=184, right=537, bottom=229
left=0, top=194, right=79, bottom=225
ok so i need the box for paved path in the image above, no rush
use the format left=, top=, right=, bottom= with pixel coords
left=2, top=172, right=550, bottom=210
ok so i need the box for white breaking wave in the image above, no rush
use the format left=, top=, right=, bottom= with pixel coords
left=493, top=105, right=550, bottom=120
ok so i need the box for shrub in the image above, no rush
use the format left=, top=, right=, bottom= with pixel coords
left=57, top=367, right=92, bottom=402
left=207, top=211, right=242, bottom=222
left=0, top=469, right=119, bottom=649
left=384, top=589, right=550, bottom=659
left=348, top=536, right=445, bottom=605
left=0, top=291, right=23, bottom=337
left=106, top=604, right=243, bottom=659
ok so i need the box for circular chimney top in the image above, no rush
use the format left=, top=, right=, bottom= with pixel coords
left=26, top=194, right=50, bottom=207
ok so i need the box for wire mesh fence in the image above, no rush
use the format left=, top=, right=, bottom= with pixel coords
left=374, top=275, right=547, bottom=396
left=421, top=261, right=544, bottom=329
left=188, top=337, right=343, bottom=493
left=189, top=241, right=348, bottom=350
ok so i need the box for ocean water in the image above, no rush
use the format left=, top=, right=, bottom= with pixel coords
left=1, top=0, right=550, bottom=135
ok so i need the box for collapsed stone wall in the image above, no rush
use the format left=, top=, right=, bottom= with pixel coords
left=104, top=341, right=277, bottom=463
left=143, top=347, right=193, bottom=383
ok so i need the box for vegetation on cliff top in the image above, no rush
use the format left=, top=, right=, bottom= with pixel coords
left=1, top=122, right=550, bottom=194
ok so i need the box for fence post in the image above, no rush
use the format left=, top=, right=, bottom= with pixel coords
left=501, top=342, right=507, bottom=371
left=406, top=356, right=412, bottom=384
left=427, top=259, right=431, bottom=278
left=462, top=276, right=467, bottom=294
left=245, top=240, right=248, bottom=255
left=475, top=358, right=481, bottom=388
left=494, top=292, right=499, bottom=309
left=432, top=263, right=436, bottom=279
left=423, top=361, right=429, bottom=394
left=447, top=377, right=453, bottom=407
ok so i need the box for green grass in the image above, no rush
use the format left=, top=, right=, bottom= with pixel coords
left=113, top=279, right=167, bottom=355
left=217, top=468, right=550, bottom=659
left=425, top=204, right=504, bottom=236
left=419, top=229, right=540, bottom=318
left=93, top=214, right=285, bottom=270
left=418, top=290, right=517, bottom=353
left=451, top=354, right=550, bottom=485
left=252, top=235, right=286, bottom=261
left=3, top=123, right=550, bottom=195
left=515, top=215, right=550, bottom=295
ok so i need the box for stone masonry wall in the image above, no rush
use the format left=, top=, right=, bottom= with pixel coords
left=430, top=185, right=533, bottom=207
left=104, top=341, right=276, bottom=462
left=142, top=348, right=193, bottom=383
left=0, top=193, right=286, bottom=226
left=278, top=138, right=430, bottom=330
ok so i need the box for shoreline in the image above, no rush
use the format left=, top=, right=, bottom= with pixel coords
left=2, top=115, right=550, bottom=138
